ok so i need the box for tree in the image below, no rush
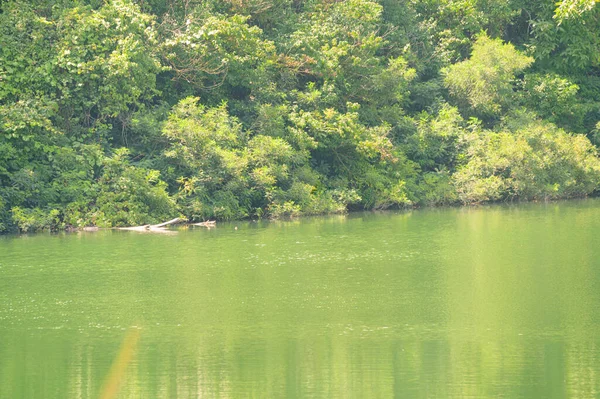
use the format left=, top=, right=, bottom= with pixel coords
left=0, top=0, right=163, bottom=137
left=443, top=34, right=533, bottom=121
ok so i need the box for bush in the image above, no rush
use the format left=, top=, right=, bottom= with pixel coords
left=11, top=207, right=62, bottom=233
left=0, top=196, right=8, bottom=232
left=93, top=149, right=176, bottom=227
left=454, top=117, right=600, bottom=203
left=519, top=73, right=584, bottom=131
left=415, top=171, right=459, bottom=206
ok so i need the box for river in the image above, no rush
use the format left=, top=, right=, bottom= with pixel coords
left=1, top=200, right=600, bottom=398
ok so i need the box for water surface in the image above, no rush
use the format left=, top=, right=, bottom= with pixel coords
left=1, top=200, right=600, bottom=398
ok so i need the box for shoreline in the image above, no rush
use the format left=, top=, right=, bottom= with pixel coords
left=2, top=195, right=599, bottom=236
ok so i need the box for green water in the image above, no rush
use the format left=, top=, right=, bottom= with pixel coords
left=1, top=200, right=600, bottom=398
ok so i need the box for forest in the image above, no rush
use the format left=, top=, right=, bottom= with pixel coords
left=1, top=0, right=599, bottom=232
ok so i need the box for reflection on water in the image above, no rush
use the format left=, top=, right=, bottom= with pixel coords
left=1, top=200, right=600, bottom=398
left=99, top=328, right=140, bottom=399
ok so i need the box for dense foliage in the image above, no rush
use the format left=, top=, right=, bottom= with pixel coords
left=1, top=0, right=600, bottom=232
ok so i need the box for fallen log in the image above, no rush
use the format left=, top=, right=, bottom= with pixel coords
left=151, top=218, right=185, bottom=228
left=118, top=217, right=185, bottom=233
left=118, top=225, right=152, bottom=231
left=192, top=220, right=216, bottom=227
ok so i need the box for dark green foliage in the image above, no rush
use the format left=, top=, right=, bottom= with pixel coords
left=1, top=0, right=600, bottom=231
left=0, top=0, right=162, bottom=138
left=519, top=73, right=589, bottom=132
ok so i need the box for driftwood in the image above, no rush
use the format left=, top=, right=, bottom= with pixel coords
left=66, top=226, right=100, bottom=233
left=192, top=220, right=216, bottom=227
left=117, top=217, right=220, bottom=233
left=152, top=218, right=186, bottom=228
left=118, top=217, right=185, bottom=233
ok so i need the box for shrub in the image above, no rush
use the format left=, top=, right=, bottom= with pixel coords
left=454, top=118, right=600, bottom=203
left=11, top=207, right=62, bottom=232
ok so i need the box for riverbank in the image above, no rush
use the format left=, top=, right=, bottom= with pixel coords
left=3, top=195, right=599, bottom=236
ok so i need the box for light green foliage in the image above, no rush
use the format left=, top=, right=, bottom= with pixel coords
left=248, top=135, right=296, bottom=188
left=163, top=97, right=246, bottom=174
left=289, top=106, right=395, bottom=165
left=405, top=105, right=466, bottom=172
left=10, top=207, right=62, bottom=233
left=554, top=0, right=598, bottom=22
left=443, top=34, right=533, bottom=120
left=454, top=117, right=600, bottom=203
